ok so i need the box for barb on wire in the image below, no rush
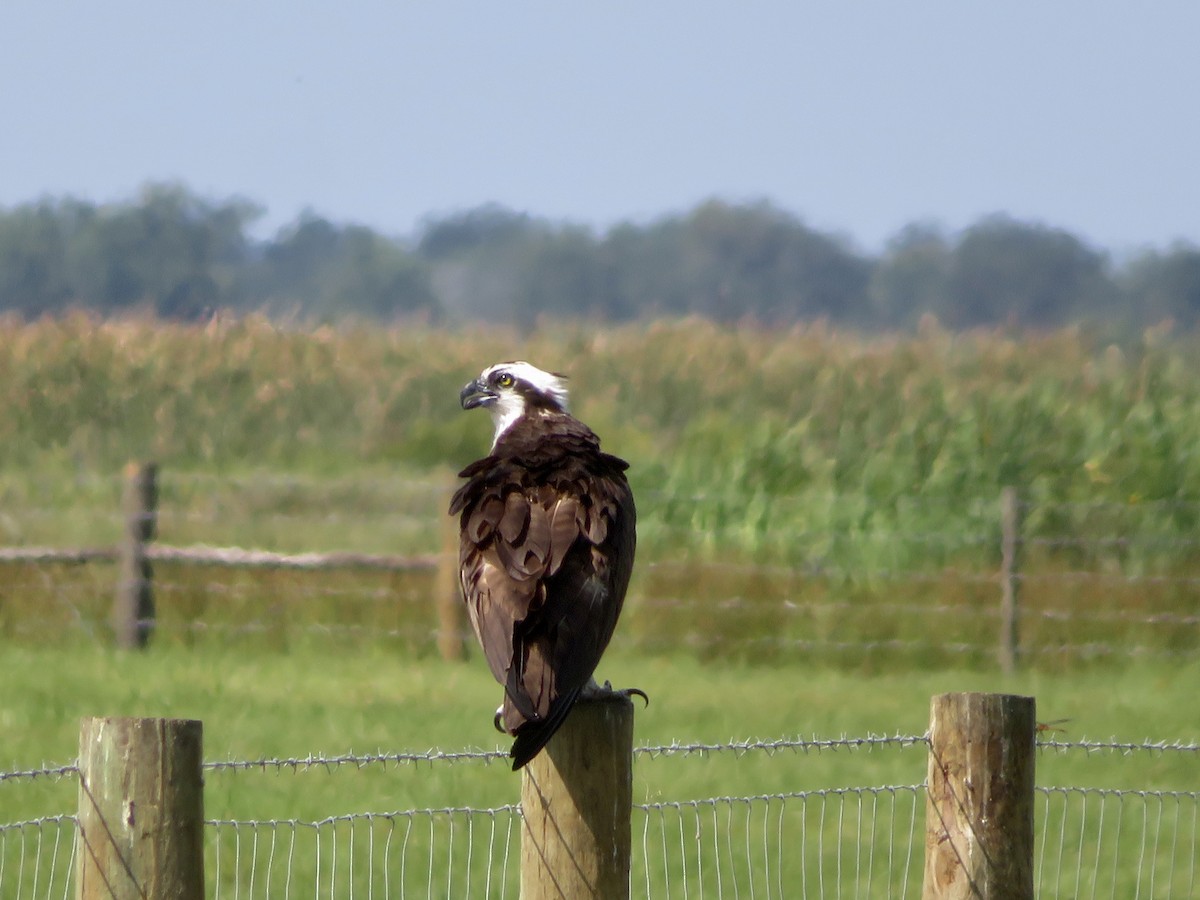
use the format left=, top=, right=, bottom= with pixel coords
left=206, top=804, right=523, bottom=829
left=1037, top=737, right=1200, bottom=755
left=636, top=733, right=930, bottom=759
left=0, top=762, right=79, bottom=784
left=204, top=747, right=509, bottom=773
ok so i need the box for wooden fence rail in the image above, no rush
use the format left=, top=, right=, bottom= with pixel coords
left=71, top=693, right=1032, bottom=898
left=0, top=460, right=464, bottom=660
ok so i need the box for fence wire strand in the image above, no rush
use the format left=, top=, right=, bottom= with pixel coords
left=2, top=732, right=1198, bottom=898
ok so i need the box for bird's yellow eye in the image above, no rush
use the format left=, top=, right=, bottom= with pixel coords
left=495, top=373, right=515, bottom=388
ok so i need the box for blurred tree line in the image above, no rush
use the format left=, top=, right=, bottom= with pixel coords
left=2, top=182, right=1198, bottom=331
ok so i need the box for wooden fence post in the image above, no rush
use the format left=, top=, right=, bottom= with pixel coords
left=113, top=462, right=157, bottom=649
left=922, top=692, right=1035, bottom=900
left=436, top=491, right=467, bottom=661
left=998, top=486, right=1022, bottom=674
left=520, top=693, right=634, bottom=900
left=76, top=716, right=205, bottom=899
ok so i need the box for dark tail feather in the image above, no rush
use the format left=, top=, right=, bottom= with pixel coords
left=509, top=687, right=581, bottom=770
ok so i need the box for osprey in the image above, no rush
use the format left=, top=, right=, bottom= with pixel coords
left=449, top=361, right=638, bottom=769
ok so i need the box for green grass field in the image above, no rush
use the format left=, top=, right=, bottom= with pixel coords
left=2, top=645, right=1197, bottom=895
left=2, top=316, right=1199, bottom=893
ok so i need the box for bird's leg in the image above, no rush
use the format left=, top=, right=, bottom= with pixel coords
left=580, top=677, right=650, bottom=707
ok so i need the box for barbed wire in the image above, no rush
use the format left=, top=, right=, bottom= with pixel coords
left=204, top=748, right=509, bottom=773
left=5, top=608, right=1194, bottom=662
left=202, top=734, right=934, bottom=775
left=0, top=735, right=932, bottom=785
left=630, top=635, right=1199, bottom=661
left=11, top=544, right=1200, bottom=599
left=644, top=559, right=1000, bottom=582
left=1024, top=498, right=1200, bottom=512
left=635, top=734, right=930, bottom=758
left=205, top=804, right=523, bottom=829
left=1037, top=738, right=1200, bottom=755
left=5, top=734, right=1195, bottom=785
left=11, top=572, right=1197, bottom=632
left=1017, top=570, right=1200, bottom=587
left=0, top=763, right=78, bottom=784
left=647, top=524, right=1001, bottom=544
left=636, top=595, right=1200, bottom=627
left=1022, top=534, right=1200, bottom=549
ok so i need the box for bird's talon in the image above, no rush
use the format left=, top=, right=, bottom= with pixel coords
left=493, top=706, right=506, bottom=734
left=624, top=687, right=650, bottom=708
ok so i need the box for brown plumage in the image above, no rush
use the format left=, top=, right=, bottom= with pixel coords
left=449, top=362, right=636, bottom=769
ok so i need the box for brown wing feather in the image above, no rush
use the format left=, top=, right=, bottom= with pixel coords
left=452, top=413, right=636, bottom=769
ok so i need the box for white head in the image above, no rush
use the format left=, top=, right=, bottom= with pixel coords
left=459, top=361, right=570, bottom=449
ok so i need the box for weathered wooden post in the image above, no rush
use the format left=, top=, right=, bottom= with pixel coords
left=922, top=692, right=1035, bottom=900
left=437, top=486, right=467, bottom=661
left=76, top=716, right=204, bottom=899
left=998, top=486, right=1022, bottom=674
left=520, top=693, right=634, bottom=900
left=113, top=462, right=157, bottom=649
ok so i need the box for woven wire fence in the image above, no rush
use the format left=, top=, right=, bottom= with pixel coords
left=200, top=736, right=932, bottom=899
left=1035, top=738, right=1200, bottom=898
left=4, top=735, right=1197, bottom=898
left=0, top=815, right=76, bottom=900
left=207, top=806, right=523, bottom=899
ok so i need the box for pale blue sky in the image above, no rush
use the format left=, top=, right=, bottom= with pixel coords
left=2, top=1, right=1197, bottom=254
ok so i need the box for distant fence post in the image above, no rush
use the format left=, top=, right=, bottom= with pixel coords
left=437, top=488, right=467, bottom=661
left=113, top=462, right=158, bottom=649
left=922, top=692, right=1035, bottom=900
left=998, top=486, right=1022, bottom=673
left=76, top=716, right=204, bottom=899
left=520, top=693, right=634, bottom=900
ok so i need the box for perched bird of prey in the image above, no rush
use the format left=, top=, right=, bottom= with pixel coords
left=449, top=361, right=638, bottom=769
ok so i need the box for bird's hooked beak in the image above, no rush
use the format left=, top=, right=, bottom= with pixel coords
left=460, top=378, right=497, bottom=410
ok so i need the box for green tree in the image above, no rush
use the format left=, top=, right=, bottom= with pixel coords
left=61, top=183, right=259, bottom=317
left=868, top=223, right=952, bottom=327
left=259, top=214, right=437, bottom=319
left=943, top=216, right=1114, bottom=327
left=1120, top=243, right=1200, bottom=328
left=619, top=200, right=872, bottom=323
left=0, top=202, right=73, bottom=313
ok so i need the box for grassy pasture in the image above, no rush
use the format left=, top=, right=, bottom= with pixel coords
left=1, top=646, right=1196, bottom=895
left=1, top=315, right=1198, bottom=891
left=3, top=316, right=1200, bottom=664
